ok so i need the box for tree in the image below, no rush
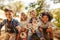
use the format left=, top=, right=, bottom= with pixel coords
left=51, top=0, right=60, bottom=3
left=0, top=1, right=25, bottom=17
left=51, top=8, right=60, bottom=27
left=28, top=0, right=45, bottom=16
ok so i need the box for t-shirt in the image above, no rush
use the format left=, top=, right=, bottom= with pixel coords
left=0, top=19, right=20, bottom=34
left=20, top=20, right=29, bottom=29
left=38, top=20, right=56, bottom=29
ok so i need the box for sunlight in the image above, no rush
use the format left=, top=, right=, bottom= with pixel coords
left=2, top=0, right=60, bottom=10
left=45, top=0, right=60, bottom=10
left=20, top=0, right=37, bottom=6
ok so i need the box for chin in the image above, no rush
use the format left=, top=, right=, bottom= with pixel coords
left=8, top=19, right=12, bottom=21
left=43, top=21, right=47, bottom=23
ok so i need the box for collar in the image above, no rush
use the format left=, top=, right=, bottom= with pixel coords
left=7, top=18, right=14, bottom=22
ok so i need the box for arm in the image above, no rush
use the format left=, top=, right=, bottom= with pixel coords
left=31, top=27, right=35, bottom=33
left=0, top=20, right=5, bottom=35
left=0, top=20, right=5, bottom=30
left=46, top=27, right=53, bottom=39
left=46, top=27, right=53, bottom=33
left=16, top=26, right=21, bottom=33
left=15, top=20, right=21, bottom=33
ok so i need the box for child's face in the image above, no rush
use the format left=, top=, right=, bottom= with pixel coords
left=32, top=19, right=37, bottom=24
left=21, top=13, right=27, bottom=20
left=5, top=12, right=13, bottom=21
left=42, top=15, right=49, bottom=23
left=30, top=11, right=36, bottom=18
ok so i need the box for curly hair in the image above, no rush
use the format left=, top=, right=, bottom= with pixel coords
left=41, top=12, right=53, bottom=21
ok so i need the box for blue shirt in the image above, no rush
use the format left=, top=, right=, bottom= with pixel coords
left=0, top=19, right=20, bottom=34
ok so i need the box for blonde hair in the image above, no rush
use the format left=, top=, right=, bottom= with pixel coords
left=20, top=12, right=27, bottom=21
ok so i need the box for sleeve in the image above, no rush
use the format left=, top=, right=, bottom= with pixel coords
left=49, top=22, right=56, bottom=30
left=49, top=22, right=55, bottom=27
left=15, top=20, right=20, bottom=27
left=0, top=20, right=5, bottom=31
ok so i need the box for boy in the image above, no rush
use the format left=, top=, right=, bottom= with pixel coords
left=39, top=12, right=54, bottom=40
left=0, top=9, right=21, bottom=40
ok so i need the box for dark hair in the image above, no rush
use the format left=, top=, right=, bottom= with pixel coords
left=41, top=12, right=53, bottom=21
left=4, top=9, right=13, bottom=13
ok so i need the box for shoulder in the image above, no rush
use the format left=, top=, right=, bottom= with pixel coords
left=48, top=22, right=56, bottom=27
left=13, top=19, right=19, bottom=23
left=48, top=22, right=54, bottom=25
left=3, top=19, right=7, bottom=23
left=12, top=19, right=20, bottom=26
left=3, top=19, right=7, bottom=21
left=12, top=19, right=20, bottom=25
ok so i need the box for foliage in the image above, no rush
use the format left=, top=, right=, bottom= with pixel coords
left=0, top=1, right=25, bottom=16
left=51, top=8, right=60, bottom=27
left=28, top=0, right=45, bottom=16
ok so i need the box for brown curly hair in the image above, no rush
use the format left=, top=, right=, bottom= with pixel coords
left=41, top=12, right=53, bottom=21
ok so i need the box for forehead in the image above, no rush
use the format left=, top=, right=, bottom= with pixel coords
left=21, top=13, right=26, bottom=16
left=42, top=15, right=48, bottom=17
left=5, top=12, right=13, bottom=14
left=30, top=12, right=36, bottom=15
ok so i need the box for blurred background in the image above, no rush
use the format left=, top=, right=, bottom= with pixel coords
left=0, top=0, right=60, bottom=40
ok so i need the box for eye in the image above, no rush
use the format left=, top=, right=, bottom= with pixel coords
left=5, top=14, right=7, bottom=15
left=8, top=14, right=11, bottom=15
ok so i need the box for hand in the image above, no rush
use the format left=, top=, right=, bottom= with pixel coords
left=16, top=26, right=21, bottom=33
left=40, top=37, right=45, bottom=40
left=46, top=27, right=52, bottom=33
left=31, top=27, right=35, bottom=33
left=39, top=27, right=43, bottom=32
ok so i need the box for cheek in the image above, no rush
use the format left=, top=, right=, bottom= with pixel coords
left=24, top=16, right=27, bottom=18
left=46, top=18, right=49, bottom=21
left=23, top=16, right=25, bottom=19
left=21, top=17, right=23, bottom=19
left=5, top=15, right=9, bottom=18
left=7, top=15, right=12, bottom=18
left=31, top=15, right=33, bottom=17
left=42, top=18, right=45, bottom=21
left=42, top=18, right=48, bottom=21
left=44, top=17, right=49, bottom=21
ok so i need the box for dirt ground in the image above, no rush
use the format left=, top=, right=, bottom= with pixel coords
left=0, top=31, right=59, bottom=40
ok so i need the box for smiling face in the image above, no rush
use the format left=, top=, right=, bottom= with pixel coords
left=5, top=11, right=13, bottom=21
left=30, top=10, right=36, bottom=18
left=21, top=13, right=27, bottom=21
left=32, top=18, right=37, bottom=24
left=42, top=15, right=49, bottom=23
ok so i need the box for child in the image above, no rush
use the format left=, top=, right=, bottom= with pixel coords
left=16, top=12, right=28, bottom=40
left=28, top=10, right=44, bottom=40
left=0, top=9, right=21, bottom=40
left=39, top=12, right=54, bottom=40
